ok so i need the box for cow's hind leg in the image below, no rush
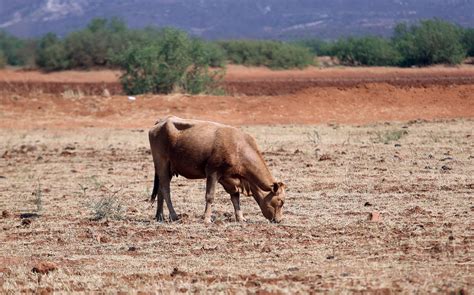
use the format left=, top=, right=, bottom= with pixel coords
left=158, top=163, right=179, bottom=222
left=203, top=171, right=218, bottom=224
left=151, top=173, right=165, bottom=222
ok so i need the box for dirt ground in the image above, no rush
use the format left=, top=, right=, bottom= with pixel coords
left=0, top=67, right=473, bottom=293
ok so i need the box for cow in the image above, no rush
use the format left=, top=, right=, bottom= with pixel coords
left=148, top=116, right=286, bottom=223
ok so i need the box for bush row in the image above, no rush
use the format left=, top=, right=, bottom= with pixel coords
left=218, top=40, right=314, bottom=69
left=295, top=19, right=473, bottom=66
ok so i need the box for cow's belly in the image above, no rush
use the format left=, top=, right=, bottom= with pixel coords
left=169, top=148, right=208, bottom=179
left=170, top=160, right=206, bottom=179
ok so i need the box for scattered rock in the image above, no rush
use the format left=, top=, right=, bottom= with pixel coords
left=0, top=175, right=6, bottom=179
left=364, top=202, right=372, bottom=207
left=60, top=150, right=76, bottom=156
left=326, top=255, right=335, bottom=260
left=287, top=267, right=299, bottom=272
left=368, top=211, right=382, bottom=222
left=102, top=89, right=111, bottom=97
left=21, top=219, right=32, bottom=227
left=128, top=246, right=138, bottom=252
left=441, top=165, right=452, bottom=171
left=319, top=154, right=332, bottom=161
left=97, top=235, right=110, bottom=243
left=64, top=144, right=76, bottom=151
left=440, top=157, right=453, bottom=161
left=170, top=267, right=186, bottom=277
left=394, top=143, right=402, bottom=147
left=261, top=245, right=271, bottom=253
left=2, top=210, right=11, bottom=218
left=32, top=261, right=58, bottom=275
left=20, top=213, right=40, bottom=219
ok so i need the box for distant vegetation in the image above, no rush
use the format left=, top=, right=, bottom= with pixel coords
left=296, top=19, right=472, bottom=67
left=218, top=40, right=314, bottom=69
left=0, top=18, right=473, bottom=93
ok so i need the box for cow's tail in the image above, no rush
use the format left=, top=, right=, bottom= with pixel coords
left=150, top=172, right=159, bottom=203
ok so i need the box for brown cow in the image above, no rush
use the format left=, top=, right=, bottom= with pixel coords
left=148, top=116, right=286, bottom=223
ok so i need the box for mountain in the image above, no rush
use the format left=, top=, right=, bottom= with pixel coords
left=1, top=0, right=473, bottom=40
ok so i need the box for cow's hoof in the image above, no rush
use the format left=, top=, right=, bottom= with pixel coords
left=156, top=214, right=165, bottom=222
left=169, top=214, right=180, bottom=222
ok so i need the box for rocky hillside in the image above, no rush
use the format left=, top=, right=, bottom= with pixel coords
left=1, top=0, right=473, bottom=39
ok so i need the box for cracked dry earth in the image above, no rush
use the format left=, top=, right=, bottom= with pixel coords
left=0, top=120, right=473, bottom=293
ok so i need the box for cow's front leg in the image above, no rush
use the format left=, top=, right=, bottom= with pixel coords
left=231, top=192, right=246, bottom=222
left=159, top=167, right=179, bottom=222
left=204, top=171, right=217, bottom=223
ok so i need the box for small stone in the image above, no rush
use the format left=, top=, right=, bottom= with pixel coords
left=21, top=219, right=32, bottom=226
left=368, top=211, right=382, bottom=222
left=441, top=165, right=452, bottom=171
left=319, top=154, right=332, bottom=161
left=1, top=210, right=11, bottom=218
left=364, top=202, right=372, bottom=207
left=32, top=261, right=58, bottom=274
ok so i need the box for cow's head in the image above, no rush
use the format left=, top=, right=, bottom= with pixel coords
left=261, top=182, right=286, bottom=223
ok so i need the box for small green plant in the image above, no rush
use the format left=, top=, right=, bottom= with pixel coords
left=375, top=130, right=408, bottom=144
left=91, top=196, right=124, bottom=221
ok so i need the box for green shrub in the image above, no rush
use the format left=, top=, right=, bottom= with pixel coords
left=64, top=17, right=130, bottom=69
left=35, top=33, right=69, bottom=71
left=0, top=31, right=29, bottom=66
left=0, top=50, right=6, bottom=68
left=461, top=28, right=474, bottom=57
left=393, top=19, right=466, bottom=66
left=332, top=36, right=401, bottom=66
left=114, top=28, right=223, bottom=95
left=190, top=39, right=226, bottom=68
left=219, top=40, right=314, bottom=69
left=293, top=39, right=335, bottom=56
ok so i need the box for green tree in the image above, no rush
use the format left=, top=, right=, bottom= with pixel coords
left=461, top=28, right=474, bottom=56
left=65, top=17, right=131, bottom=68
left=0, top=50, right=6, bottom=68
left=35, top=33, right=69, bottom=71
left=114, top=28, right=223, bottom=95
left=293, top=39, right=335, bottom=56
left=333, top=36, right=401, bottom=66
left=0, top=31, right=27, bottom=66
left=219, top=40, right=314, bottom=69
left=393, top=19, right=466, bottom=66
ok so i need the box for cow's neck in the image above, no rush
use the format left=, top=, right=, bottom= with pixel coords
left=249, top=185, right=266, bottom=207
left=244, top=154, right=275, bottom=193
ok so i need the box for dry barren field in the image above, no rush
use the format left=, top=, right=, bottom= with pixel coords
left=0, top=67, right=473, bottom=293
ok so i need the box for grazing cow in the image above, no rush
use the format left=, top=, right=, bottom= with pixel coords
left=148, top=116, right=286, bottom=223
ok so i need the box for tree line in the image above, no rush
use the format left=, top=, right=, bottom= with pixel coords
left=296, top=19, right=474, bottom=67
left=0, top=18, right=473, bottom=94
